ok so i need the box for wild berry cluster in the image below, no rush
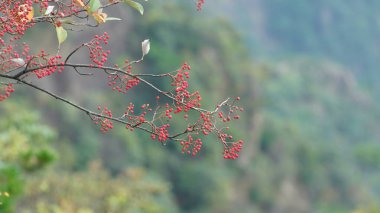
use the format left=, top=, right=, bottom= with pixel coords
left=93, top=63, right=244, bottom=159
left=180, top=135, right=203, bottom=156
left=171, top=63, right=202, bottom=113
left=0, top=0, right=244, bottom=160
left=87, top=32, right=111, bottom=67
left=224, top=140, right=244, bottom=159
left=123, top=102, right=149, bottom=130
left=33, top=53, right=64, bottom=78
left=197, top=0, right=206, bottom=11
left=0, top=84, right=14, bottom=101
left=0, top=1, right=35, bottom=36
left=108, top=62, right=140, bottom=94
left=93, top=106, right=114, bottom=133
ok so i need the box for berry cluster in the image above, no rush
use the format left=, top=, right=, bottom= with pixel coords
left=0, top=1, right=35, bottom=36
left=197, top=0, right=206, bottom=11
left=200, top=112, right=213, bottom=135
left=0, top=41, right=28, bottom=72
left=180, top=135, right=203, bottom=156
left=137, top=64, right=244, bottom=159
left=223, top=140, right=244, bottom=160
left=87, top=32, right=111, bottom=67
left=108, top=63, right=140, bottom=94
left=0, top=0, right=245, bottom=160
left=0, top=84, right=14, bottom=102
left=124, top=102, right=150, bottom=130
left=32, top=53, right=64, bottom=78
left=128, top=64, right=244, bottom=159
left=93, top=106, right=114, bottom=133
left=171, top=63, right=202, bottom=113
left=153, top=124, right=170, bottom=142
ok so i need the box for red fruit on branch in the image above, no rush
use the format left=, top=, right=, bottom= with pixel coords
left=0, top=0, right=243, bottom=160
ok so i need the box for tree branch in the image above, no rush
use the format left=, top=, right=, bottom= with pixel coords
left=0, top=72, right=199, bottom=140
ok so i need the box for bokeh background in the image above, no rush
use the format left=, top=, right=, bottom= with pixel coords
left=1, top=0, right=380, bottom=212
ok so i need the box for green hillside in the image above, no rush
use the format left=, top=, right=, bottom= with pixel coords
left=215, top=0, right=380, bottom=92
left=1, top=1, right=380, bottom=213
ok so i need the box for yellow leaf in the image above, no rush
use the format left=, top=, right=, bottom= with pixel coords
left=17, top=4, right=34, bottom=23
left=92, top=11, right=108, bottom=24
left=56, top=26, right=68, bottom=45
left=74, top=0, right=85, bottom=7
left=26, top=6, right=34, bottom=21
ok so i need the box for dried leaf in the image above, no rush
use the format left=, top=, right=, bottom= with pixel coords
left=142, top=39, right=150, bottom=57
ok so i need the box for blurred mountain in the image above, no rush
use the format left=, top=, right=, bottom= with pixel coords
left=252, top=58, right=380, bottom=211
left=212, top=0, right=380, bottom=93
left=3, top=1, right=380, bottom=213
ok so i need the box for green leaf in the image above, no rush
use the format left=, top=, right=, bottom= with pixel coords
left=105, top=17, right=122, bottom=21
left=88, top=0, right=101, bottom=13
left=56, top=26, right=67, bottom=45
left=123, top=0, right=144, bottom=15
